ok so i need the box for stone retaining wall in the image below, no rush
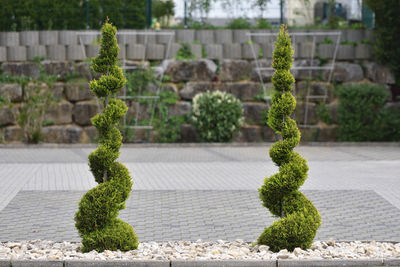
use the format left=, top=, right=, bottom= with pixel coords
left=0, top=57, right=395, bottom=144
left=0, top=29, right=374, bottom=61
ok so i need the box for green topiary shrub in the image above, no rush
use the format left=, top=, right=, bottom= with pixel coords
left=191, top=90, right=244, bottom=142
left=258, top=25, right=321, bottom=252
left=337, top=83, right=400, bottom=141
left=74, top=20, right=139, bottom=253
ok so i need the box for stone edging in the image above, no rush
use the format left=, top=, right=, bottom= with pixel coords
left=1, top=259, right=400, bottom=266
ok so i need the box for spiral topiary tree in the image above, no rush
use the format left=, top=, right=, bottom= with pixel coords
left=74, top=20, right=139, bottom=253
left=258, top=25, right=321, bottom=252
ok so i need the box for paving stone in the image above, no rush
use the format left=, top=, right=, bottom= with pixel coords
left=1, top=190, right=399, bottom=242
left=0, top=146, right=399, bottom=245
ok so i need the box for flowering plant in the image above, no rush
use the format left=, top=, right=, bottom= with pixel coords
left=191, top=90, right=244, bottom=142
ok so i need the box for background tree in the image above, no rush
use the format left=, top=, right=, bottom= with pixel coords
left=152, top=0, right=175, bottom=27
left=253, top=0, right=271, bottom=19
left=258, top=25, right=321, bottom=252
left=0, top=0, right=145, bottom=31
left=74, top=20, right=138, bottom=253
left=365, top=0, right=400, bottom=84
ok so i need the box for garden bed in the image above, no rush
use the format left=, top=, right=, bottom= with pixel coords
left=1, top=239, right=399, bottom=262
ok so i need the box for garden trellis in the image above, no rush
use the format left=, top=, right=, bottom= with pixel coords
left=77, top=30, right=175, bottom=142
left=248, top=31, right=341, bottom=128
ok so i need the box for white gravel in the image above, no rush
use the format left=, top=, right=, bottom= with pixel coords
left=0, top=239, right=399, bottom=261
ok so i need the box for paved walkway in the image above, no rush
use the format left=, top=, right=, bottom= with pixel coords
left=0, top=145, right=399, bottom=242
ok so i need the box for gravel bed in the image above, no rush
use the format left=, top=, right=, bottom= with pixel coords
left=0, top=239, right=399, bottom=261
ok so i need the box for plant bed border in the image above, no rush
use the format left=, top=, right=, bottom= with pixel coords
left=1, top=259, right=400, bottom=267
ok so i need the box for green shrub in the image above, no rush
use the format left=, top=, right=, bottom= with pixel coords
left=258, top=25, right=321, bottom=252
left=191, top=90, right=244, bottom=142
left=174, top=43, right=196, bottom=61
left=337, top=83, right=400, bottom=141
left=226, top=17, right=251, bottom=29
left=316, top=102, right=333, bottom=125
left=256, top=18, right=272, bottom=29
left=74, top=20, right=138, bottom=253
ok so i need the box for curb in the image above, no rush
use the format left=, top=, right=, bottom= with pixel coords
left=1, top=259, right=399, bottom=267
left=1, top=142, right=400, bottom=149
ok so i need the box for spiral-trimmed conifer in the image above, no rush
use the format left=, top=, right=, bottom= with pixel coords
left=74, top=20, right=138, bottom=253
left=258, top=25, right=321, bottom=252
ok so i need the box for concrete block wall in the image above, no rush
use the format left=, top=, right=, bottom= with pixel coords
left=0, top=29, right=374, bottom=62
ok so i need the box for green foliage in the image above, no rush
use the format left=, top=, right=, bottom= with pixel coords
left=125, top=68, right=159, bottom=96
left=258, top=25, right=321, bottom=252
left=322, top=38, right=333, bottom=44
left=226, top=18, right=252, bottom=29
left=256, top=19, right=272, bottom=29
left=154, top=116, right=184, bottom=143
left=0, top=74, right=30, bottom=86
left=152, top=0, right=175, bottom=27
left=17, top=82, right=55, bottom=143
left=327, top=0, right=339, bottom=29
left=191, top=90, right=244, bottom=142
left=361, top=39, right=372, bottom=45
left=201, top=44, right=208, bottom=59
left=0, top=61, right=57, bottom=144
left=174, top=43, right=196, bottom=61
left=365, top=0, right=400, bottom=84
left=340, top=40, right=357, bottom=47
left=316, top=102, right=333, bottom=125
left=75, top=21, right=138, bottom=253
left=337, top=83, right=400, bottom=141
left=153, top=90, right=184, bottom=143
left=123, top=70, right=183, bottom=143
left=0, top=0, right=145, bottom=31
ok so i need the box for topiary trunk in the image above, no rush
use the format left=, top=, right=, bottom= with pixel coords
left=258, top=25, right=321, bottom=252
left=74, top=20, right=139, bottom=253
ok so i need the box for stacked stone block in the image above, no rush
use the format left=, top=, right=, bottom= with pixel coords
left=0, top=29, right=375, bottom=61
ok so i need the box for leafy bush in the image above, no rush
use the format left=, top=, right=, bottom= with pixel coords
left=125, top=68, right=159, bottom=96
left=258, top=25, right=321, bottom=252
left=256, top=19, right=272, bottom=29
left=337, top=83, right=400, bottom=141
left=174, top=43, right=196, bottom=61
left=226, top=17, right=251, bottom=29
left=316, top=102, right=333, bottom=125
left=191, top=90, right=244, bottom=142
left=153, top=91, right=184, bottom=143
left=74, top=21, right=138, bottom=253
